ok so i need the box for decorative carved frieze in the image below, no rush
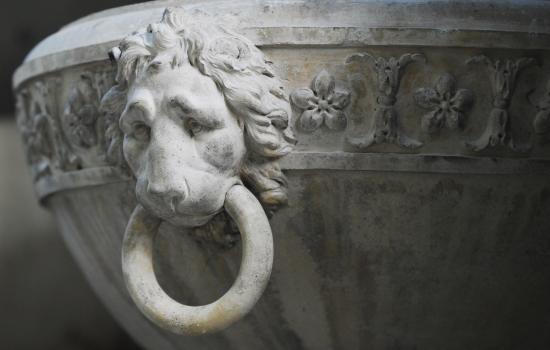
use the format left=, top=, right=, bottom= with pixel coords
left=15, top=52, right=550, bottom=185
left=63, top=74, right=99, bottom=148
left=15, top=68, right=120, bottom=181
left=465, top=56, right=536, bottom=152
left=345, top=52, right=425, bottom=149
left=414, top=73, right=474, bottom=134
left=63, top=70, right=114, bottom=149
left=290, top=70, right=350, bottom=132
left=16, top=79, right=81, bottom=180
left=16, top=88, right=52, bottom=180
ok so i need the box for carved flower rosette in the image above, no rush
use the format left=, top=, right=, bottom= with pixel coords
left=291, top=70, right=350, bottom=132
left=414, top=73, right=474, bottom=133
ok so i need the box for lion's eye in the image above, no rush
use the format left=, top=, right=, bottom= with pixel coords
left=131, top=122, right=151, bottom=142
left=187, top=118, right=205, bottom=137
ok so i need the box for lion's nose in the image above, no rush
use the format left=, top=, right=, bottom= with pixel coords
left=146, top=182, right=186, bottom=213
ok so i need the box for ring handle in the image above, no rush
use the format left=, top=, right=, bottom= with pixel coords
left=122, top=185, right=273, bottom=335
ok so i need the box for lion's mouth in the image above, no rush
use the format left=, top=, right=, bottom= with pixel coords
left=137, top=177, right=242, bottom=228
left=143, top=200, right=223, bottom=228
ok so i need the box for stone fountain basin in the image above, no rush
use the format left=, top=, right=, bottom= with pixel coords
left=13, top=1, right=550, bottom=349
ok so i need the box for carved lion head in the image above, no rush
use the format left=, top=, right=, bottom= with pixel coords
left=101, top=8, right=294, bottom=234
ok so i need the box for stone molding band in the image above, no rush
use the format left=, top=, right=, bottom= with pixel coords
left=13, top=28, right=550, bottom=88
left=35, top=166, right=129, bottom=202
left=34, top=152, right=550, bottom=201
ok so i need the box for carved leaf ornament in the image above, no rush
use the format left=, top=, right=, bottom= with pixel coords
left=465, top=56, right=536, bottom=151
left=345, top=52, right=425, bottom=149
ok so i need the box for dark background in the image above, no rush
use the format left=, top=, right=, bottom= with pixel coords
left=1, top=0, right=144, bottom=116
left=1, top=1, right=145, bottom=349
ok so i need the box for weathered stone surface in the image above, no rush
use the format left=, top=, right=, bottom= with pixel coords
left=12, top=1, right=550, bottom=349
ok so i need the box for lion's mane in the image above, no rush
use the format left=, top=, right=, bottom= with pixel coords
left=100, top=8, right=295, bottom=240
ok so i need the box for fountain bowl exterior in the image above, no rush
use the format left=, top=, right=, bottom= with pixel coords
left=13, top=1, right=550, bottom=349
